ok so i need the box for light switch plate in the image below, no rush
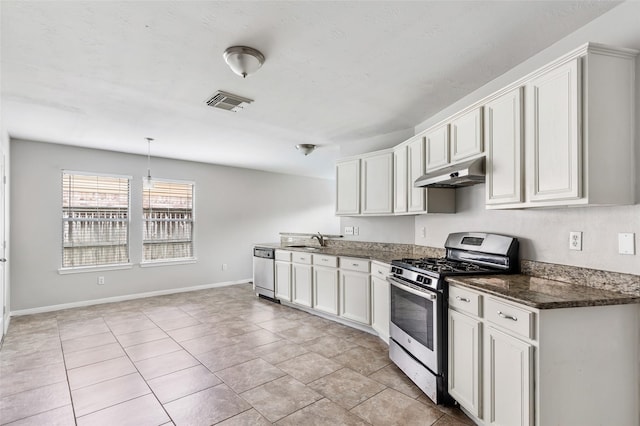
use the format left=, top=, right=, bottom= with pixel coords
left=618, top=233, right=635, bottom=255
left=344, top=226, right=354, bottom=236
left=569, top=231, right=582, bottom=251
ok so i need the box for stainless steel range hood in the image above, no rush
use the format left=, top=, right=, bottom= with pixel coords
left=414, top=157, right=485, bottom=188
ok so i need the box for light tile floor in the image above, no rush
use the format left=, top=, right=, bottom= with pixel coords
left=0, top=283, right=475, bottom=426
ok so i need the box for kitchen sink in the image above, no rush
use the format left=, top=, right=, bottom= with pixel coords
left=286, top=245, right=321, bottom=251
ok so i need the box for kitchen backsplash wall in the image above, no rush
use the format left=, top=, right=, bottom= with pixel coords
left=415, top=185, right=640, bottom=277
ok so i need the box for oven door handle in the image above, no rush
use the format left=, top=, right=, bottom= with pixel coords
left=387, top=276, right=437, bottom=300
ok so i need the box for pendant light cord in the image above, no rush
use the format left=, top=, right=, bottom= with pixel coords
left=145, top=137, right=154, bottom=181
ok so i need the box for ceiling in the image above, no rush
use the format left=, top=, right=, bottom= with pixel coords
left=0, top=1, right=620, bottom=179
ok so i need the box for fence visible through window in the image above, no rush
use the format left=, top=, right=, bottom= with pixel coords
left=62, top=173, right=130, bottom=268
left=143, top=181, right=194, bottom=262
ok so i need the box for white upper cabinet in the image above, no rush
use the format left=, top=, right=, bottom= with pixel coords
left=526, top=58, right=581, bottom=203
left=485, top=87, right=524, bottom=205
left=425, top=124, right=450, bottom=172
left=407, top=136, right=426, bottom=212
left=451, top=107, right=484, bottom=163
left=393, top=145, right=408, bottom=214
left=361, top=151, right=393, bottom=215
left=485, top=43, right=637, bottom=209
left=335, top=159, right=360, bottom=215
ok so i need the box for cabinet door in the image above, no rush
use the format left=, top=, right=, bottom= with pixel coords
left=313, top=266, right=339, bottom=315
left=340, top=271, right=371, bottom=324
left=336, top=159, right=360, bottom=215
left=485, top=88, right=524, bottom=205
left=425, top=124, right=450, bottom=171
left=292, top=263, right=313, bottom=307
left=371, top=275, right=390, bottom=341
left=485, top=327, right=533, bottom=426
left=407, top=136, right=426, bottom=212
left=393, top=145, right=408, bottom=213
left=526, top=58, right=581, bottom=203
left=449, top=309, right=482, bottom=418
left=451, top=107, right=483, bottom=162
left=361, top=152, right=393, bottom=215
left=275, top=261, right=291, bottom=301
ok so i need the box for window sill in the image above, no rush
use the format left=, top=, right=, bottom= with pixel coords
left=58, top=263, right=134, bottom=275
left=139, top=258, right=197, bottom=268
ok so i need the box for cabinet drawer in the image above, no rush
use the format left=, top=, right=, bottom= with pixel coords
left=313, top=254, right=338, bottom=267
left=292, top=252, right=312, bottom=265
left=340, top=257, right=370, bottom=273
left=485, top=297, right=535, bottom=340
left=371, top=262, right=391, bottom=279
left=275, top=250, right=292, bottom=261
left=449, top=285, right=482, bottom=317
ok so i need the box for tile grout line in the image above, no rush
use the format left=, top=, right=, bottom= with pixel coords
left=57, top=315, right=79, bottom=426
left=104, top=308, right=185, bottom=425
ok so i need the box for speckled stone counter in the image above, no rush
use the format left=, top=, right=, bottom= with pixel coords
left=255, top=242, right=416, bottom=264
left=446, top=274, right=640, bottom=309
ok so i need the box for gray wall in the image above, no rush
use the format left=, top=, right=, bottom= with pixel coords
left=416, top=186, right=640, bottom=275
left=10, top=139, right=339, bottom=311
left=414, top=2, right=640, bottom=276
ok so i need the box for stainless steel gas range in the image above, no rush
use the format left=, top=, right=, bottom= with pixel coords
left=387, top=232, right=519, bottom=405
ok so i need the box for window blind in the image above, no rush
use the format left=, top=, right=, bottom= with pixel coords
left=143, top=180, right=194, bottom=262
left=62, top=172, right=130, bottom=268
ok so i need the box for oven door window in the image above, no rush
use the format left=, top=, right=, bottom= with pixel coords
left=391, top=284, right=434, bottom=350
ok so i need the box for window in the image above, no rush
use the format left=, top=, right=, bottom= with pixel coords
left=62, top=172, right=130, bottom=268
left=143, top=180, right=194, bottom=262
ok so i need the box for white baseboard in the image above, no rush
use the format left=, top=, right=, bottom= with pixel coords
left=10, top=278, right=253, bottom=317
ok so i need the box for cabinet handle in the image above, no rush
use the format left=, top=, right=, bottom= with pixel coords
left=378, top=270, right=384, bottom=275
left=352, top=263, right=359, bottom=267
left=497, top=311, right=518, bottom=321
left=455, top=296, right=470, bottom=303
left=322, top=259, right=328, bottom=262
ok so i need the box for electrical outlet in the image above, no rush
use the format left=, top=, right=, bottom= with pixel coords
left=222, top=263, right=228, bottom=271
left=569, top=231, right=582, bottom=251
left=344, top=226, right=354, bottom=235
left=97, top=276, right=105, bottom=285
left=618, top=233, right=635, bottom=255
left=421, top=227, right=426, bottom=238
left=354, top=226, right=359, bottom=236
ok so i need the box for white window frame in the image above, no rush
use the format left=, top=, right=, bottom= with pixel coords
left=59, top=170, right=133, bottom=273
left=141, top=177, right=196, bottom=266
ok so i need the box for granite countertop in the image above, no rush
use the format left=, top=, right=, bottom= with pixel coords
left=446, top=274, right=640, bottom=309
left=254, top=243, right=412, bottom=264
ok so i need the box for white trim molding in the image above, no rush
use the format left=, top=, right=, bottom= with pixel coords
left=10, top=278, right=252, bottom=316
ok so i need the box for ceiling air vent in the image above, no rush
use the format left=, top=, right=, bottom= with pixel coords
left=205, top=91, right=253, bottom=112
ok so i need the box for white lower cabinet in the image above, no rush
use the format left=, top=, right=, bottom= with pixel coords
left=313, top=265, right=339, bottom=315
left=371, top=262, right=391, bottom=342
left=448, top=282, right=640, bottom=426
left=448, top=309, right=482, bottom=419
left=280, top=253, right=384, bottom=339
left=339, top=257, right=371, bottom=325
left=485, top=326, right=533, bottom=426
left=275, top=250, right=292, bottom=301
left=275, top=260, right=292, bottom=301
left=292, top=253, right=313, bottom=308
left=340, top=271, right=370, bottom=325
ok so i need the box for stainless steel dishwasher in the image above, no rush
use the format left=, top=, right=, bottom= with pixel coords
left=253, top=246, right=276, bottom=300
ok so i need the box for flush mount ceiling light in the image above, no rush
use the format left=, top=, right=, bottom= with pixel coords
left=296, top=144, right=316, bottom=156
left=223, top=46, right=265, bottom=78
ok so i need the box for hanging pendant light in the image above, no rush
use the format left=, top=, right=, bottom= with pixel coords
left=143, top=137, right=154, bottom=190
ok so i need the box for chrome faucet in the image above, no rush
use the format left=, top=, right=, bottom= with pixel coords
left=311, top=232, right=326, bottom=247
